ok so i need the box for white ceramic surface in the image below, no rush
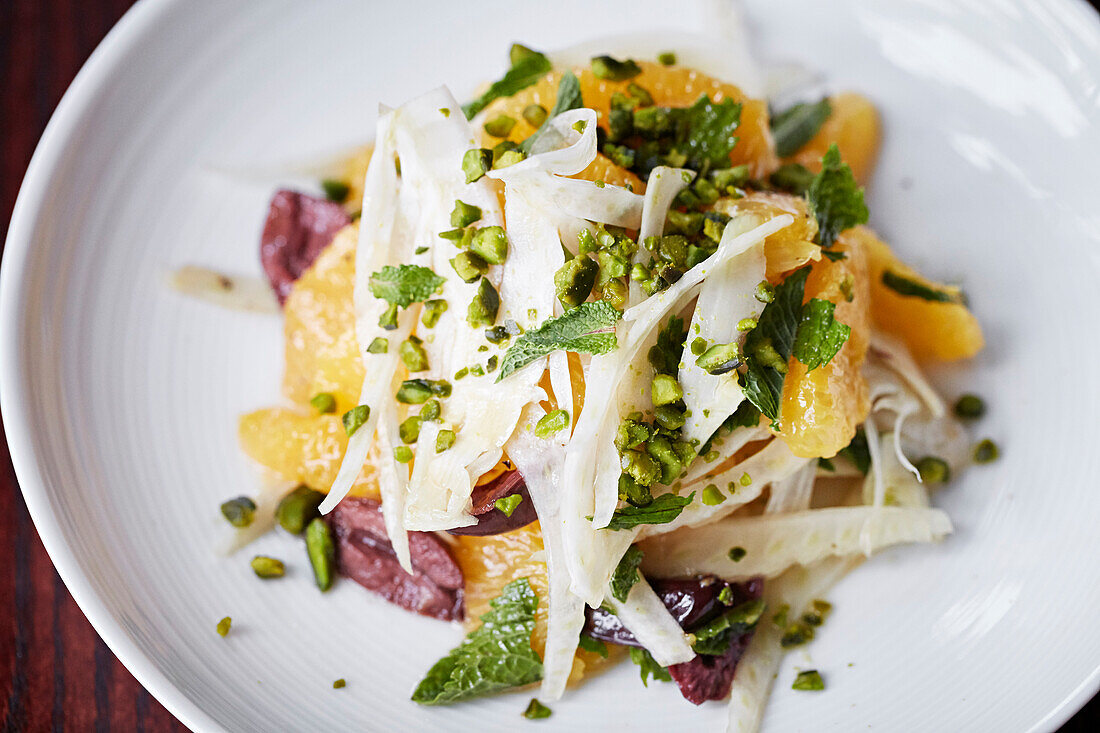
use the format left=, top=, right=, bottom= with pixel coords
left=3, top=0, right=1100, bottom=730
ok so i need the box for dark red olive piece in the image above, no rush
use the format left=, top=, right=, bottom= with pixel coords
left=329, top=497, right=464, bottom=621
left=447, top=470, right=538, bottom=536
left=260, top=189, right=350, bottom=304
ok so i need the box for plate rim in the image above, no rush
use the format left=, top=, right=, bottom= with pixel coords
left=0, top=0, right=224, bottom=729
left=1, top=0, right=1098, bottom=731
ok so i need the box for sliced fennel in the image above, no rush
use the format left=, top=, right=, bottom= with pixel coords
left=640, top=505, right=952, bottom=580
left=629, top=166, right=696, bottom=306
left=507, top=407, right=586, bottom=701
left=678, top=226, right=767, bottom=448
left=602, top=574, right=696, bottom=667
left=725, top=557, right=859, bottom=733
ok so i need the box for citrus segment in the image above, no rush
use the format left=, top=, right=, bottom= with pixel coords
left=858, top=227, right=984, bottom=361
left=716, top=191, right=821, bottom=281
left=778, top=229, right=872, bottom=458
left=238, top=407, right=380, bottom=498
left=282, top=224, right=363, bottom=412
left=783, top=93, right=880, bottom=185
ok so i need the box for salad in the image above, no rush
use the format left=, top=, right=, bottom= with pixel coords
left=200, top=35, right=995, bottom=731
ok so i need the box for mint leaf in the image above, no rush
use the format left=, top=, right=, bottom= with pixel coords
left=577, top=634, right=609, bottom=658
left=807, top=144, right=868, bottom=249
left=792, top=298, right=850, bottom=372
left=881, top=271, right=963, bottom=303
left=411, top=578, right=542, bottom=705
left=675, top=96, right=742, bottom=171
left=740, top=267, right=810, bottom=422
left=462, top=49, right=552, bottom=119
left=839, top=427, right=871, bottom=475
left=609, top=545, right=644, bottom=602
left=604, top=491, right=694, bottom=531
left=519, top=71, right=583, bottom=154
left=369, top=265, right=445, bottom=308
left=629, top=647, right=671, bottom=687
left=771, top=98, right=832, bottom=157
left=647, top=314, right=688, bottom=376
left=497, top=301, right=621, bottom=382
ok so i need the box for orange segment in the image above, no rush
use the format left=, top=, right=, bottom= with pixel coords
left=238, top=407, right=379, bottom=497
left=282, top=224, right=363, bottom=413
left=453, top=523, right=610, bottom=685
left=480, top=61, right=778, bottom=179
left=716, top=191, right=821, bottom=281
left=783, top=93, right=880, bottom=185
left=778, top=229, right=872, bottom=458
left=858, top=227, right=984, bottom=361
left=574, top=153, right=645, bottom=192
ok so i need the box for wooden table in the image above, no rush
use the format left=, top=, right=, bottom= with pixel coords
left=0, top=1, right=1096, bottom=730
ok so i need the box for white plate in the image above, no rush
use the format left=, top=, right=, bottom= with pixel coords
left=3, top=0, right=1100, bottom=730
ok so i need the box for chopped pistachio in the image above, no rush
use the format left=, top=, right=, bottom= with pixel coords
left=466, top=278, right=500, bottom=327
left=275, top=485, right=325, bottom=534
left=690, top=337, right=707, bottom=356
left=591, top=55, right=642, bottom=80
left=484, top=325, right=510, bottom=344
left=341, top=405, right=370, bottom=436
left=717, top=586, right=735, bottom=605
left=553, top=254, right=599, bottom=308
left=522, top=104, right=548, bottom=128
left=954, top=394, right=985, bottom=419
left=450, top=200, right=482, bottom=228
left=438, top=227, right=466, bottom=242
left=646, top=435, right=683, bottom=485
left=220, top=497, right=256, bottom=528
left=333, top=679, right=347, bottom=689
left=462, top=148, right=492, bottom=183
left=305, top=517, right=336, bottom=591
left=450, top=250, right=488, bottom=283
left=535, top=409, right=570, bottom=438
left=436, top=429, right=456, bottom=452
left=701, top=484, right=726, bottom=505
left=216, top=616, right=232, bottom=637
left=523, top=698, right=552, bottom=720
left=728, top=546, right=747, bottom=562
left=454, top=366, right=469, bottom=380
left=396, top=379, right=433, bottom=404
left=378, top=302, right=399, bottom=330
left=469, top=226, right=509, bottom=265
left=695, top=342, right=740, bottom=375
left=651, top=374, right=683, bottom=406
left=737, top=317, right=758, bottom=332
left=656, top=51, right=677, bottom=66
left=494, top=148, right=526, bottom=169
left=367, top=337, right=389, bottom=354
left=633, top=105, right=673, bottom=137
left=617, top=473, right=653, bottom=507
left=320, top=178, right=350, bottom=202
left=420, top=399, right=442, bottom=421
left=399, top=416, right=422, bottom=444
left=421, top=299, right=448, bottom=328
left=780, top=621, right=815, bottom=648
left=250, top=555, right=286, bottom=579
left=615, top=418, right=652, bottom=451
left=974, top=439, right=999, bottom=463
left=653, top=404, right=686, bottom=431
left=393, top=445, right=414, bottom=463
left=754, top=281, right=775, bottom=303
left=483, top=114, right=517, bottom=138
left=494, top=494, right=523, bottom=517
left=399, top=337, right=430, bottom=372
left=621, top=449, right=660, bottom=487
left=739, top=472, right=752, bottom=486
left=711, top=164, right=750, bottom=192
left=916, top=456, right=951, bottom=484
left=310, top=392, right=337, bottom=414
left=802, top=599, right=833, bottom=627
left=792, top=670, right=824, bottom=691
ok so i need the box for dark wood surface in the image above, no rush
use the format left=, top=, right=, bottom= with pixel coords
left=0, top=1, right=1097, bottom=730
